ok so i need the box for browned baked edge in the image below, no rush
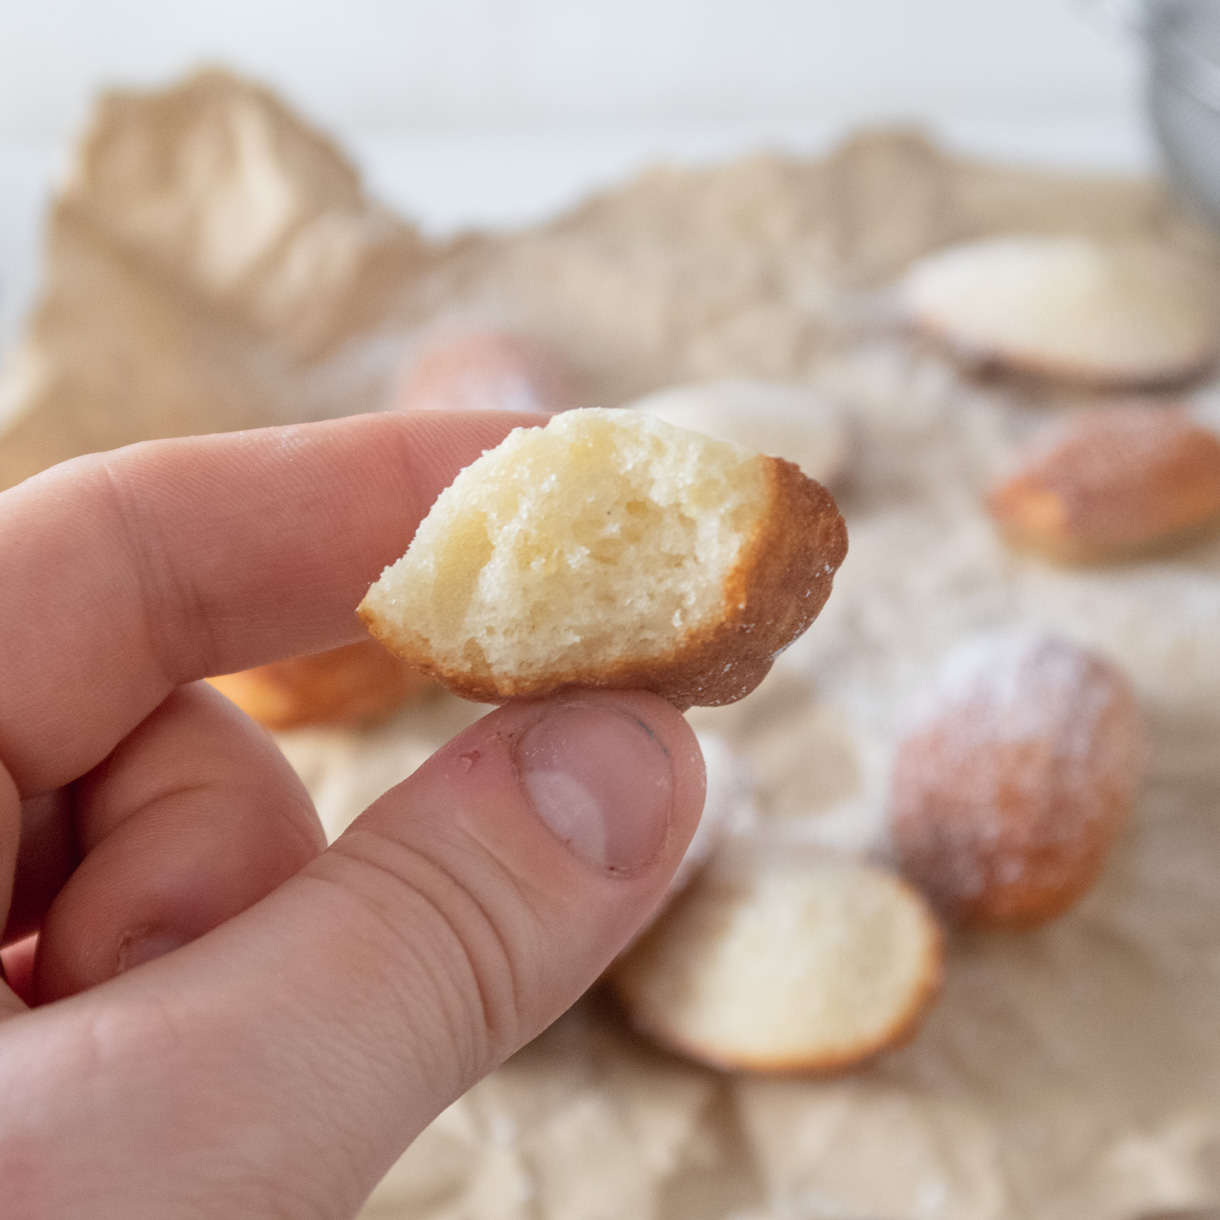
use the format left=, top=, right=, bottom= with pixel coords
left=359, top=456, right=849, bottom=710
left=607, top=891, right=944, bottom=1076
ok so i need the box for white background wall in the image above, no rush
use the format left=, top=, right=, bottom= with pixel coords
left=0, top=0, right=1141, bottom=142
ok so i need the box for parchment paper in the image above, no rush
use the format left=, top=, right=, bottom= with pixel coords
left=4, top=68, right=1220, bottom=1220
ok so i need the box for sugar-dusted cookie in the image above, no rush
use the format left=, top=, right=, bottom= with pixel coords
left=891, top=630, right=1145, bottom=929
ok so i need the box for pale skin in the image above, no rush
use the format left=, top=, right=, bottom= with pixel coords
left=0, top=410, right=706, bottom=1219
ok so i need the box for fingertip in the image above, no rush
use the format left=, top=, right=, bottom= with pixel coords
left=432, top=689, right=706, bottom=882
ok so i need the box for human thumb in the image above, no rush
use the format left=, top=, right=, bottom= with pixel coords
left=1, top=689, right=704, bottom=1219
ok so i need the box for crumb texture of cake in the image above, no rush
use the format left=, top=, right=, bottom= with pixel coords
left=902, top=236, right=1217, bottom=388
left=359, top=407, right=847, bottom=707
left=987, top=404, right=1220, bottom=561
left=891, top=630, right=1145, bottom=930
left=611, top=849, right=943, bottom=1074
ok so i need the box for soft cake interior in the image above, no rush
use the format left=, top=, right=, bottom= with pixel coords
left=362, top=408, right=769, bottom=685
left=616, top=859, right=940, bottom=1067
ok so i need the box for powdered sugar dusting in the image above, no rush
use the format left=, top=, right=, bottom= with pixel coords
left=912, top=629, right=1116, bottom=759
left=890, top=629, right=1145, bottom=926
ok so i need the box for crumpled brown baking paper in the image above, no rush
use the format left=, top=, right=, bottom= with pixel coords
left=0, top=68, right=423, bottom=489
left=6, top=68, right=1220, bottom=1220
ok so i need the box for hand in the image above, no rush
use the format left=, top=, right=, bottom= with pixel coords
left=0, top=411, right=705, bottom=1218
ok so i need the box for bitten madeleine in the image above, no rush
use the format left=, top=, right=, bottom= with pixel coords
left=207, top=640, right=433, bottom=730
left=987, top=405, right=1220, bottom=562
left=891, top=631, right=1145, bottom=931
left=901, top=236, right=1216, bottom=389
left=359, top=408, right=848, bottom=709
left=610, top=847, right=943, bottom=1074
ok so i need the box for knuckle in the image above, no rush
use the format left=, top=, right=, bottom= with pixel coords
left=318, top=825, right=541, bottom=1081
left=98, top=452, right=221, bottom=684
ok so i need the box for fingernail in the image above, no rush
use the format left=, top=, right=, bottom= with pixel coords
left=516, top=702, right=673, bottom=874
left=117, top=927, right=189, bottom=972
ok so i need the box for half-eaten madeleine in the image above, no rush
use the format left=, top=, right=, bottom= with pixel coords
left=359, top=408, right=847, bottom=709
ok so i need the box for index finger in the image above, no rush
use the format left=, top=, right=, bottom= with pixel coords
left=0, top=410, right=532, bottom=795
